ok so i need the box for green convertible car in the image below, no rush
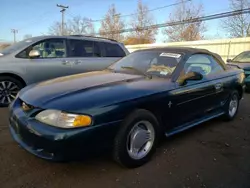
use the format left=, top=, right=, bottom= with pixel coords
left=9, top=47, right=245, bottom=168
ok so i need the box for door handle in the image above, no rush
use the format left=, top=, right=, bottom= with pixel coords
left=215, top=83, right=223, bottom=90
left=73, top=60, right=82, bottom=65
left=61, top=60, right=71, bottom=66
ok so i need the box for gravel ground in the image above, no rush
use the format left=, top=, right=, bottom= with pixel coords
left=0, top=94, right=249, bottom=188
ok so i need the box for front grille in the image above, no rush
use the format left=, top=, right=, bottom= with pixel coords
left=10, top=114, right=32, bottom=145
left=10, top=114, right=47, bottom=150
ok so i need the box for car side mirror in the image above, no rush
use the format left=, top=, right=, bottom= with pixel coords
left=178, top=71, right=203, bottom=85
left=29, top=50, right=40, bottom=58
left=226, top=59, right=232, bottom=63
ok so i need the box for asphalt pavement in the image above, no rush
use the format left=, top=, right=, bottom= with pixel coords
left=0, top=94, right=250, bottom=188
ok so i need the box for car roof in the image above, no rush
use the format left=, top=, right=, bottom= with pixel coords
left=25, top=35, right=119, bottom=44
left=135, top=47, right=226, bottom=65
left=135, top=46, right=224, bottom=61
left=136, top=47, right=212, bottom=54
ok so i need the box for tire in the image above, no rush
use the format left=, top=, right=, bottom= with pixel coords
left=0, top=76, right=24, bottom=107
left=113, top=109, right=161, bottom=168
left=223, top=90, right=240, bottom=121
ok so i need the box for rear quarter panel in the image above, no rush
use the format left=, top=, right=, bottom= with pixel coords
left=226, top=68, right=245, bottom=98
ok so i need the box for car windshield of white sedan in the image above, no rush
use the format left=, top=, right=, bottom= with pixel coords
left=233, top=51, right=250, bottom=62
left=109, top=51, right=182, bottom=77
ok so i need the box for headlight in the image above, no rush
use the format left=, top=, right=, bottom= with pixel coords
left=35, top=110, right=92, bottom=128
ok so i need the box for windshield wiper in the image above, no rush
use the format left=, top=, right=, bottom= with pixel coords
left=121, top=66, right=152, bottom=79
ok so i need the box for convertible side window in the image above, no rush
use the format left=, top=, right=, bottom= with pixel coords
left=207, top=56, right=224, bottom=74
left=184, top=54, right=224, bottom=76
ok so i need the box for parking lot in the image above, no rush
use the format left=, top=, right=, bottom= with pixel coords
left=0, top=94, right=249, bottom=188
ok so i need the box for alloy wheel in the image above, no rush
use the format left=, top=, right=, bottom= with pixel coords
left=0, top=81, right=20, bottom=105
left=228, top=94, right=238, bottom=117
left=126, top=120, right=155, bottom=160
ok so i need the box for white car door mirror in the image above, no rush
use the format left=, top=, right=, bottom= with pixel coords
left=29, top=50, right=40, bottom=58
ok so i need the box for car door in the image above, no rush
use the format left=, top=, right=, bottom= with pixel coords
left=67, top=39, right=126, bottom=74
left=171, top=54, right=220, bottom=127
left=205, top=54, right=232, bottom=110
left=15, top=38, right=73, bottom=84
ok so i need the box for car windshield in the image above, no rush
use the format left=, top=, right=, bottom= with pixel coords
left=0, top=39, right=33, bottom=55
left=109, top=51, right=183, bottom=78
left=232, top=51, right=250, bottom=63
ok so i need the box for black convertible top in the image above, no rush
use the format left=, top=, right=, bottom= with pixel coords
left=137, top=47, right=214, bottom=55
left=136, top=46, right=225, bottom=64
left=137, top=46, right=212, bottom=52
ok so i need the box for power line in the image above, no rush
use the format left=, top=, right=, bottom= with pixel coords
left=90, top=0, right=192, bottom=22
left=120, top=0, right=192, bottom=18
left=7, top=0, right=191, bottom=35
left=95, top=8, right=250, bottom=35
left=66, top=10, right=76, bottom=19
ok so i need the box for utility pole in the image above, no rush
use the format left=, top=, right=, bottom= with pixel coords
left=11, top=29, right=18, bottom=43
left=56, top=4, right=69, bottom=35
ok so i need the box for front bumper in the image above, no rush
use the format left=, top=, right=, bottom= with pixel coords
left=9, top=99, right=121, bottom=161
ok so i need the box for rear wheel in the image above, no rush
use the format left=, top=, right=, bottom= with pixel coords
left=113, top=109, right=160, bottom=168
left=0, top=76, right=24, bottom=107
left=223, top=90, right=239, bottom=121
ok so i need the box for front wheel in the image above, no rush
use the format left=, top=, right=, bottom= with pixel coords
left=113, top=109, right=160, bottom=168
left=0, top=76, right=24, bottom=107
left=223, top=90, right=240, bottom=121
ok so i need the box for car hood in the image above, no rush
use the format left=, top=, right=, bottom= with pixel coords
left=20, top=71, right=174, bottom=112
left=228, top=62, right=250, bottom=70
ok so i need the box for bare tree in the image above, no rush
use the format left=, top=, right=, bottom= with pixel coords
left=163, top=0, right=206, bottom=42
left=127, top=0, right=158, bottom=44
left=49, top=16, right=95, bottom=36
left=99, top=4, right=125, bottom=41
left=222, top=0, right=250, bottom=37
left=68, top=16, right=95, bottom=35
left=49, top=21, right=68, bottom=35
left=123, top=36, right=153, bottom=45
